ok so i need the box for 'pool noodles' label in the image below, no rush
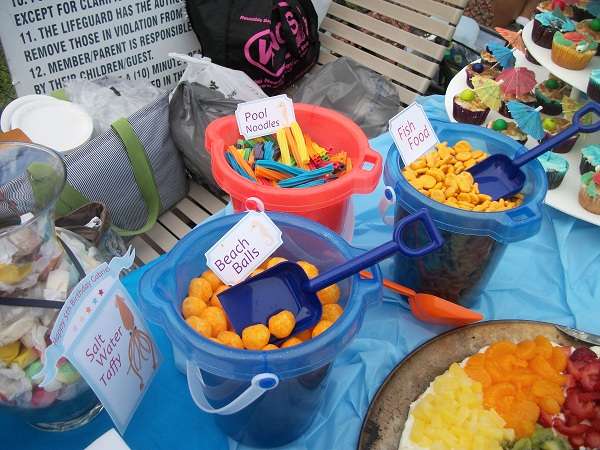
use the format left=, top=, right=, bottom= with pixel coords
left=389, top=102, right=439, bottom=166
left=235, top=94, right=295, bottom=139
left=205, top=211, right=283, bottom=285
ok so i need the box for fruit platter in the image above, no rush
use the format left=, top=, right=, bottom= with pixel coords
left=359, top=321, right=600, bottom=450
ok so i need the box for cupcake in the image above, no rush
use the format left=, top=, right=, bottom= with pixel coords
left=465, top=62, right=500, bottom=89
left=541, top=117, right=579, bottom=153
left=535, top=78, right=571, bottom=115
left=487, top=118, right=528, bottom=144
left=572, top=0, right=594, bottom=21
left=580, top=144, right=600, bottom=173
left=532, top=11, right=576, bottom=49
left=579, top=171, right=600, bottom=214
left=537, top=152, right=569, bottom=189
left=587, top=69, right=600, bottom=102
left=526, top=50, right=541, bottom=66
left=551, top=31, right=598, bottom=70
left=479, top=47, right=498, bottom=68
left=499, top=92, right=537, bottom=118
left=536, top=1, right=574, bottom=18
left=453, top=89, right=490, bottom=125
left=577, top=19, right=600, bottom=55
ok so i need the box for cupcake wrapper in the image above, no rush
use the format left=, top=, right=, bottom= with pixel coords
left=453, top=101, right=489, bottom=125
left=499, top=102, right=512, bottom=119
left=579, top=187, right=600, bottom=214
left=535, top=91, right=563, bottom=115
left=587, top=80, right=600, bottom=103
left=466, top=69, right=475, bottom=89
left=551, top=43, right=595, bottom=70
left=546, top=170, right=566, bottom=189
left=532, top=19, right=556, bottom=49
left=573, top=5, right=594, bottom=21
left=580, top=157, right=598, bottom=175
left=547, top=133, right=578, bottom=154
left=526, top=50, right=541, bottom=65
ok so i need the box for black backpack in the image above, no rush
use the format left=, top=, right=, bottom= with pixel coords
left=186, top=0, right=320, bottom=94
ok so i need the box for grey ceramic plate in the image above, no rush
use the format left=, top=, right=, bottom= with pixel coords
left=358, top=320, right=586, bottom=450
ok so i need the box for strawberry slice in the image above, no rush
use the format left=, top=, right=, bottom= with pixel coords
left=580, top=360, right=600, bottom=392
left=569, top=434, right=585, bottom=448
left=591, top=417, right=600, bottom=431
left=585, top=430, right=600, bottom=448
left=570, top=347, right=598, bottom=362
left=568, top=359, right=588, bottom=380
left=539, top=410, right=553, bottom=427
left=553, top=417, right=591, bottom=436
left=566, top=390, right=597, bottom=420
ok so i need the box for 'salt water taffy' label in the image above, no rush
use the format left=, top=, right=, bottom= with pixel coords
left=235, top=94, right=295, bottom=139
left=389, top=102, right=440, bottom=166
left=205, top=211, right=283, bottom=285
left=36, top=248, right=160, bottom=435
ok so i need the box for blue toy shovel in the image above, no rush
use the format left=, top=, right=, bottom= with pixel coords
left=218, top=209, right=443, bottom=336
left=469, top=102, right=600, bottom=200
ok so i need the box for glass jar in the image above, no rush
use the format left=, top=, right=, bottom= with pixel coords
left=0, top=142, right=110, bottom=431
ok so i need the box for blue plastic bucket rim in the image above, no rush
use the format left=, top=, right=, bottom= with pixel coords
left=138, top=212, right=382, bottom=380
left=383, top=120, right=547, bottom=244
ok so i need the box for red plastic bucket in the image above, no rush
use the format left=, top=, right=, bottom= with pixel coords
left=204, top=104, right=382, bottom=233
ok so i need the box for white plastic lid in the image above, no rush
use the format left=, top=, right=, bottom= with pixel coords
left=10, top=100, right=94, bottom=153
left=0, top=95, right=59, bottom=132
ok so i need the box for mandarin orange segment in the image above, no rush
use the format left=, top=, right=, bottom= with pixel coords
left=487, top=340, right=517, bottom=359
left=549, top=346, right=568, bottom=372
left=534, top=335, right=553, bottom=359
left=513, top=420, right=536, bottom=439
left=539, top=396, right=561, bottom=415
left=515, top=340, right=537, bottom=360
left=485, top=359, right=507, bottom=383
left=484, top=382, right=516, bottom=409
left=465, top=366, right=492, bottom=388
left=529, top=355, right=562, bottom=383
left=466, top=353, right=486, bottom=369
left=516, top=399, right=540, bottom=422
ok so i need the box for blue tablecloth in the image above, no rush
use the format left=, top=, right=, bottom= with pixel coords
left=4, top=96, right=600, bottom=449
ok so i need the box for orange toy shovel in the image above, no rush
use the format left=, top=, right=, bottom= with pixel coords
left=359, top=271, right=483, bottom=326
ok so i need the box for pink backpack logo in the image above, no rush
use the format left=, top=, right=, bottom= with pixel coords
left=243, top=2, right=310, bottom=78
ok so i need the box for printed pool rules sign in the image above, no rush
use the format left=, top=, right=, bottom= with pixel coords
left=36, top=249, right=160, bottom=434
left=0, top=0, right=201, bottom=96
left=206, top=211, right=283, bottom=285
left=389, top=102, right=439, bottom=166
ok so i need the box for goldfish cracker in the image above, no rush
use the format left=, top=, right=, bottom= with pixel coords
left=266, top=257, right=287, bottom=269
left=217, top=331, right=244, bottom=349
left=317, top=284, right=340, bottom=305
left=242, top=324, right=270, bottom=350
left=321, top=304, right=343, bottom=323
left=188, top=277, right=212, bottom=302
left=294, top=329, right=312, bottom=341
left=297, top=261, right=319, bottom=279
left=312, top=320, right=333, bottom=338
left=281, top=337, right=302, bottom=348
left=262, top=344, right=279, bottom=351
left=182, top=296, right=207, bottom=319
left=200, top=306, right=228, bottom=337
left=201, top=269, right=222, bottom=291
left=268, top=310, right=296, bottom=339
left=210, top=285, right=228, bottom=308
left=186, top=316, right=213, bottom=338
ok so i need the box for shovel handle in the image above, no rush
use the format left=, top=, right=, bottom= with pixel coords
left=306, top=209, right=443, bottom=292
left=513, top=102, right=600, bottom=167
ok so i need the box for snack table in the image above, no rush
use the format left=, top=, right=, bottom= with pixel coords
left=3, top=97, right=600, bottom=450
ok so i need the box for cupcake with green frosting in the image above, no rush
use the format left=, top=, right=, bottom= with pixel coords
left=576, top=18, right=600, bottom=55
left=579, top=171, right=600, bottom=214
left=487, top=118, right=528, bottom=145
left=453, top=89, right=489, bottom=125
left=551, top=31, right=598, bottom=70
left=535, top=78, right=571, bottom=115
left=580, top=145, right=600, bottom=174
left=537, top=152, right=569, bottom=189
left=541, top=117, right=579, bottom=154
left=587, top=69, right=600, bottom=102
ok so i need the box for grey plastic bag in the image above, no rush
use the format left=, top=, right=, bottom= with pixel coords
left=169, top=82, right=242, bottom=194
left=292, top=57, right=402, bottom=137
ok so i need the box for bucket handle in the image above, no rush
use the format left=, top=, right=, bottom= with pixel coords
left=186, top=361, right=279, bottom=416
left=378, top=186, right=396, bottom=225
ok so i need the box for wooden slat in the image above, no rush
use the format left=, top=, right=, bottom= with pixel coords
left=392, top=83, right=417, bottom=105
left=322, top=17, right=436, bottom=80
left=158, top=210, right=191, bottom=239
left=389, top=0, right=463, bottom=25
left=318, top=48, right=338, bottom=65
left=439, top=0, right=468, bottom=8
left=344, top=0, right=455, bottom=40
left=319, top=33, right=421, bottom=103
left=145, top=222, right=179, bottom=253
left=327, top=2, right=446, bottom=61
left=132, top=236, right=160, bottom=265
left=188, top=183, right=227, bottom=214
left=175, top=197, right=210, bottom=224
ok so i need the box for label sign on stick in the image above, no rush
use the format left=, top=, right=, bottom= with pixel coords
left=389, top=102, right=440, bottom=166
left=235, top=95, right=295, bottom=139
left=35, top=248, right=160, bottom=435
left=206, top=211, right=283, bottom=285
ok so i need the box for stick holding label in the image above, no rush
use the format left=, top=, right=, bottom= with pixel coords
left=235, top=95, right=295, bottom=140
left=389, top=103, right=440, bottom=166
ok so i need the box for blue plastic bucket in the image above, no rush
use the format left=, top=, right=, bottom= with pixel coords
left=383, top=120, right=547, bottom=305
left=138, top=212, right=382, bottom=447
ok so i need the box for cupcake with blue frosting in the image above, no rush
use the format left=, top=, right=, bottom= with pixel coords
left=538, top=152, right=569, bottom=189
left=532, top=11, right=576, bottom=49
left=580, top=145, right=600, bottom=174
left=579, top=171, right=600, bottom=214
left=587, top=69, right=600, bottom=102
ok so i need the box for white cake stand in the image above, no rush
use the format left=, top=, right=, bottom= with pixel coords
left=444, top=30, right=600, bottom=226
